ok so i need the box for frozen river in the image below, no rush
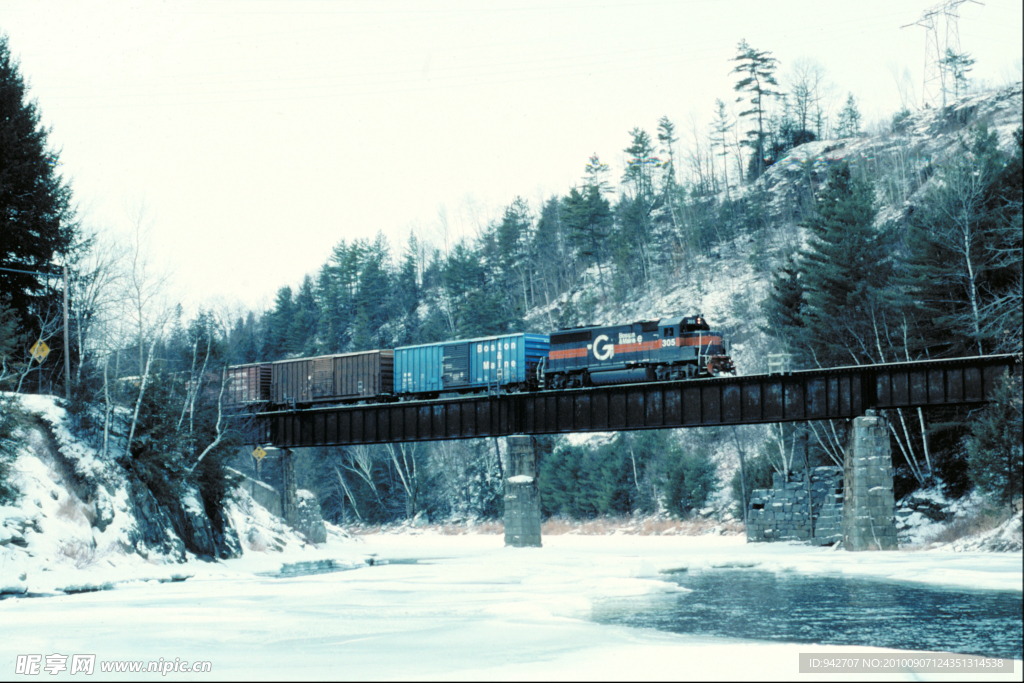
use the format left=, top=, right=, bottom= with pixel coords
left=594, top=568, right=1022, bottom=660
left=2, top=532, right=1021, bottom=680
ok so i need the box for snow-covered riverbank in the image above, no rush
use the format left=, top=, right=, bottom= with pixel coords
left=3, top=530, right=1021, bottom=681
left=3, top=394, right=1021, bottom=679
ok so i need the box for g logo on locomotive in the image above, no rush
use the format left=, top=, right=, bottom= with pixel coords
left=593, top=334, right=615, bottom=361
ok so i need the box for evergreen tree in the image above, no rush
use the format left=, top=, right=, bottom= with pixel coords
left=490, top=198, right=534, bottom=314
left=836, top=93, right=862, bottom=139
left=531, top=196, right=572, bottom=306
left=316, top=264, right=345, bottom=353
left=0, top=389, right=25, bottom=503
left=0, top=34, right=79, bottom=383
left=261, top=286, right=295, bottom=359
left=966, top=373, right=1023, bottom=506
left=906, top=125, right=1021, bottom=357
left=354, top=233, right=392, bottom=347
left=0, top=36, right=78, bottom=318
left=539, top=442, right=597, bottom=518
left=584, top=153, right=613, bottom=196
left=941, top=49, right=974, bottom=100
left=289, top=275, right=319, bottom=355
left=226, top=313, right=258, bottom=365
left=656, top=116, right=679, bottom=195
left=655, top=443, right=718, bottom=517
left=622, top=127, right=659, bottom=200
left=318, top=239, right=363, bottom=353
left=0, top=301, right=22, bottom=385
left=731, top=39, right=779, bottom=180
left=711, top=99, right=734, bottom=196
left=617, top=128, right=660, bottom=289
left=797, top=161, right=891, bottom=366
left=562, top=185, right=612, bottom=294
left=350, top=306, right=373, bottom=351
left=761, top=252, right=806, bottom=355
left=391, top=232, right=421, bottom=345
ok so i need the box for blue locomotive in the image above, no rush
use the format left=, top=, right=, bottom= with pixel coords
left=541, top=315, right=733, bottom=389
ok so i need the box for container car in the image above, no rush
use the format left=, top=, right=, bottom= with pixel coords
left=394, top=333, right=550, bottom=398
left=541, top=315, right=733, bottom=388
left=271, top=350, right=394, bottom=407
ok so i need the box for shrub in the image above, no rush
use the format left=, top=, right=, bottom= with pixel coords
left=966, top=373, right=1023, bottom=507
left=0, top=394, right=26, bottom=504
left=655, top=442, right=718, bottom=517
left=730, top=451, right=775, bottom=514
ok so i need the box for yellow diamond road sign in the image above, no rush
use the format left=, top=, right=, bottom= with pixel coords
left=252, top=446, right=267, bottom=461
left=30, top=340, right=50, bottom=363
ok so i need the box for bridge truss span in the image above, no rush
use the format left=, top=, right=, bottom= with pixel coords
left=250, top=354, right=1019, bottom=448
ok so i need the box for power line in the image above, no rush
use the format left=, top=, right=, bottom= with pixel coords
left=0, top=265, right=60, bottom=278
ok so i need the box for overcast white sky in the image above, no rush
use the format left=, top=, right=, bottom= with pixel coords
left=2, top=0, right=1021, bottom=314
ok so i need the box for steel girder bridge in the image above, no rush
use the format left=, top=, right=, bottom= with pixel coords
left=245, top=354, right=1020, bottom=448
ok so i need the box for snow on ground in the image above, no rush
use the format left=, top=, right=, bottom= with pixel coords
left=3, top=529, right=1021, bottom=681
left=3, top=395, right=1022, bottom=680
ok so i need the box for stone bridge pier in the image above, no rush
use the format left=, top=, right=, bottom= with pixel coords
left=842, top=411, right=898, bottom=551
left=504, top=436, right=542, bottom=547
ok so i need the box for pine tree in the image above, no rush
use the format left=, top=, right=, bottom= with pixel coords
left=618, top=128, right=660, bottom=289
left=316, top=265, right=345, bottom=353
left=941, top=49, right=975, bottom=100
left=391, top=232, right=421, bottom=345
left=836, top=93, right=862, bottom=139
left=731, top=39, right=779, bottom=180
left=711, top=99, right=734, bottom=197
left=905, top=124, right=1021, bottom=357
left=262, top=286, right=295, bottom=359
left=966, top=373, right=1023, bottom=506
left=354, top=233, right=392, bottom=346
left=798, top=162, right=891, bottom=365
left=761, top=252, right=806, bottom=356
left=622, top=127, right=658, bottom=199
left=531, top=197, right=572, bottom=307
left=563, top=184, right=612, bottom=294
left=491, top=198, right=534, bottom=314
left=656, top=116, right=679, bottom=194
left=584, top=153, right=612, bottom=196
left=0, top=35, right=78, bottom=342
left=289, top=275, right=320, bottom=355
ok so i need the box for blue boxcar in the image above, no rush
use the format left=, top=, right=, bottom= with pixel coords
left=394, top=333, right=550, bottom=396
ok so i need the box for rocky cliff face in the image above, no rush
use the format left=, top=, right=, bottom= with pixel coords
left=2, top=396, right=242, bottom=570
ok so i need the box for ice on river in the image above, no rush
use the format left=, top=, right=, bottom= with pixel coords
left=2, top=531, right=1020, bottom=681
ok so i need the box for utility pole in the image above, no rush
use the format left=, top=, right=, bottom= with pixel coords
left=0, top=263, right=72, bottom=398
left=63, top=264, right=71, bottom=400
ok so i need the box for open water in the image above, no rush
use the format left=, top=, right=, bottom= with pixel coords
left=592, top=569, right=1023, bottom=660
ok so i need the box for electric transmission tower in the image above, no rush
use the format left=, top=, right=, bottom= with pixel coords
left=902, top=0, right=983, bottom=109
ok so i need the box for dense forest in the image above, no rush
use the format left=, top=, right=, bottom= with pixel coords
left=2, top=33, right=1021, bottom=531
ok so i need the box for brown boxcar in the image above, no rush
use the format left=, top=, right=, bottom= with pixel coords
left=271, top=350, right=394, bottom=406
left=224, top=363, right=273, bottom=406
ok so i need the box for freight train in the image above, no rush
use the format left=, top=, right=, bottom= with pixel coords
left=224, top=315, right=733, bottom=409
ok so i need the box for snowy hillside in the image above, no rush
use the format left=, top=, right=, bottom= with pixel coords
left=0, top=394, right=355, bottom=597
left=531, top=83, right=1023, bottom=375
